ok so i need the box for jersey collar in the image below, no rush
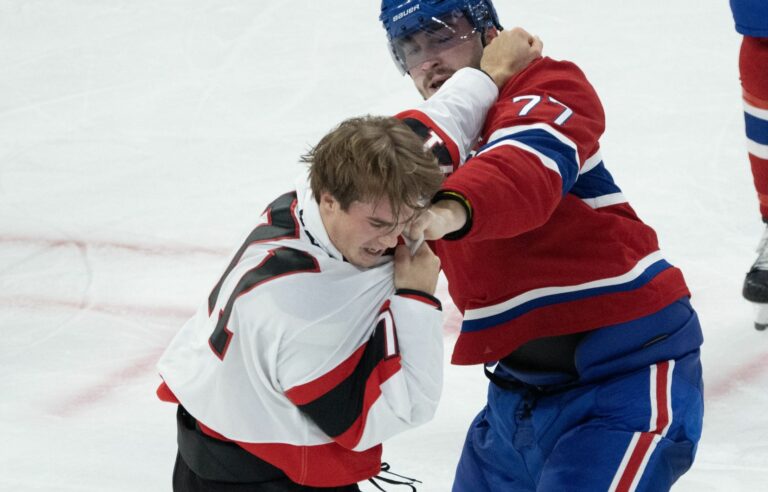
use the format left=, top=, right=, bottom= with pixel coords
left=294, top=173, right=345, bottom=262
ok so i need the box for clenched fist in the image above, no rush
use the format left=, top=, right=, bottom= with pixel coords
left=481, top=27, right=543, bottom=89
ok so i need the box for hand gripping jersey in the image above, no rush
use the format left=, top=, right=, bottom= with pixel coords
left=156, top=68, right=498, bottom=487
left=423, top=58, right=692, bottom=365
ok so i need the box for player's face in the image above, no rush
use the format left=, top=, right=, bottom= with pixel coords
left=321, top=194, right=415, bottom=268
left=396, top=14, right=484, bottom=99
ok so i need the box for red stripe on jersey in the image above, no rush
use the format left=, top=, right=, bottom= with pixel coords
left=156, top=380, right=179, bottom=403
left=286, top=300, right=394, bottom=406
left=396, top=109, right=461, bottom=170
left=285, top=343, right=367, bottom=406
left=156, top=381, right=382, bottom=487
left=333, top=355, right=402, bottom=449
left=195, top=420, right=381, bottom=487
left=184, top=349, right=402, bottom=485
left=379, top=299, right=391, bottom=312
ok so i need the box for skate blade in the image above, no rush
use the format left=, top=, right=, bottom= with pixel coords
left=753, top=303, right=768, bottom=331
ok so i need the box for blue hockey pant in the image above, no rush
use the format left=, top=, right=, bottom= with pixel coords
left=453, top=298, right=704, bottom=491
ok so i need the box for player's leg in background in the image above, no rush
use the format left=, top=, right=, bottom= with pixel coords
left=738, top=35, right=768, bottom=329
left=731, top=0, right=768, bottom=328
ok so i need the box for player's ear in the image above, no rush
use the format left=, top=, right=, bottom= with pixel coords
left=319, top=192, right=339, bottom=213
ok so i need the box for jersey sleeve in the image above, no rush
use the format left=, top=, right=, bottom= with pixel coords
left=395, top=67, right=499, bottom=174
left=278, top=288, right=444, bottom=452
left=442, top=58, right=607, bottom=241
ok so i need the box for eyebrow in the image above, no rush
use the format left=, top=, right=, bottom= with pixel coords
left=368, top=209, right=418, bottom=228
left=368, top=217, right=396, bottom=228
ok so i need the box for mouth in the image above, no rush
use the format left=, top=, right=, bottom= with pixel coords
left=425, top=70, right=453, bottom=94
left=363, top=247, right=384, bottom=257
left=428, top=77, right=448, bottom=92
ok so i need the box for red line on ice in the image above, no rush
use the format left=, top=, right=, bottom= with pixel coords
left=53, top=350, right=166, bottom=417
left=0, top=295, right=193, bottom=320
left=0, top=234, right=228, bottom=257
left=706, top=352, right=768, bottom=399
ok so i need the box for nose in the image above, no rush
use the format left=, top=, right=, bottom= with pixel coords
left=380, top=229, right=400, bottom=249
left=415, top=56, right=440, bottom=73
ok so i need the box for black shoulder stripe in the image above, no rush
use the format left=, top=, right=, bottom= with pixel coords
left=208, top=192, right=299, bottom=315
left=296, top=318, right=394, bottom=438
left=400, top=117, right=454, bottom=168
left=209, top=247, right=320, bottom=359
left=260, top=191, right=301, bottom=231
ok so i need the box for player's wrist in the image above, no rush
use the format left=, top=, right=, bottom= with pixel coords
left=395, top=289, right=442, bottom=309
left=433, top=191, right=473, bottom=240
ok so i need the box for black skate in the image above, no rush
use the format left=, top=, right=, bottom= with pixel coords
left=743, top=227, right=768, bottom=330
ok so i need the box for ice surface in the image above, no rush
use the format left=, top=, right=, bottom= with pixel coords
left=1, top=0, right=766, bottom=490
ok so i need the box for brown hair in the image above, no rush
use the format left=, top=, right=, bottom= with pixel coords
left=303, top=115, right=443, bottom=221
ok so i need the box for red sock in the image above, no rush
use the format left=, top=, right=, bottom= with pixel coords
left=740, top=36, right=768, bottom=221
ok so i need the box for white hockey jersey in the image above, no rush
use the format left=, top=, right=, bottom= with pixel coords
left=156, top=67, right=497, bottom=487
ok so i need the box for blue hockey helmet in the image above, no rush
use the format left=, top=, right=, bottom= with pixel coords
left=380, top=0, right=502, bottom=74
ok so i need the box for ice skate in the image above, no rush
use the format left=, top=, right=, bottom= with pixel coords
left=743, top=226, right=768, bottom=330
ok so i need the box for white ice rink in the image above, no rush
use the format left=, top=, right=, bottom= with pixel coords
left=1, top=0, right=766, bottom=490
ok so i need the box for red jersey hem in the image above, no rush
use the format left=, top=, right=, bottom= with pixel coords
left=451, top=270, right=690, bottom=365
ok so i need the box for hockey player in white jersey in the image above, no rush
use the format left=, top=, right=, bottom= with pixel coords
left=156, top=32, right=542, bottom=491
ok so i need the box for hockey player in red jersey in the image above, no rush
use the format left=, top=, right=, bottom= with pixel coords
left=730, top=0, right=768, bottom=329
left=380, top=0, right=704, bottom=490
left=156, top=35, right=541, bottom=491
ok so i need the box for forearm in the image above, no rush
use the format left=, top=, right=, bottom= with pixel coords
left=441, top=145, right=563, bottom=241
left=396, top=67, right=498, bottom=167
left=351, top=293, right=444, bottom=451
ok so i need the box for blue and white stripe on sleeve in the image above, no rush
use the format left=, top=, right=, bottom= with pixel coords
left=476, top=123, right=581, bottom=195
left=570, top=151, right=627, bottom=209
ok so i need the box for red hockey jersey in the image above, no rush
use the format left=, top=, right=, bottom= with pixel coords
left=426, top=57, right=690, bottom=365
